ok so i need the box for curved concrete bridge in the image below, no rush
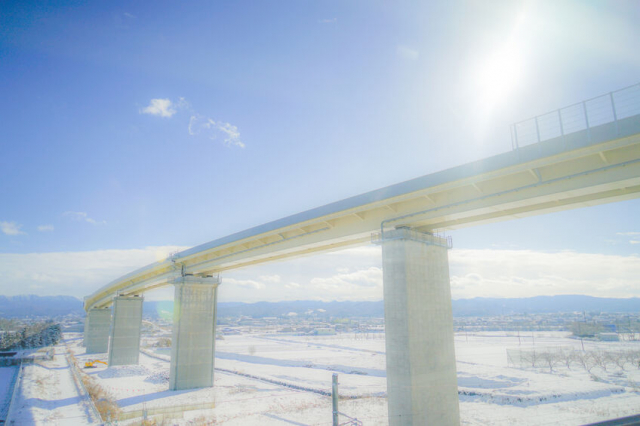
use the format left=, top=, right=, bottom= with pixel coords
left=84, top=85, right=640, bottom=425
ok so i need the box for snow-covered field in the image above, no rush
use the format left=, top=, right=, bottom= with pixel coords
left=62, top=331, right=640, bottom=425
left=7, top=344, right=98, bottom=425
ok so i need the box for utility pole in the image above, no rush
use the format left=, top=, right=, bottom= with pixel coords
left=332, top=373, right=339, bottom=426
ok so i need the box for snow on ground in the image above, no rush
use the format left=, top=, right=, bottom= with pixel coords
left=0, top=365, right=18, bottom=420
left=71, top=338, right=355, bottom=425
left=63, top=331, right=640, bottom=425
left=8, top=343, right=96, bottom=425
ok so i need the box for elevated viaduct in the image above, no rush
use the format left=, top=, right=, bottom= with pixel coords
left=84, top=84, right=640, bottom=425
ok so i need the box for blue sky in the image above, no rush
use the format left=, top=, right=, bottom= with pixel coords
left=1, top=1, right=639, bottom=301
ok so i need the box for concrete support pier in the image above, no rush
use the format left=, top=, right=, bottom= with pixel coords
left=84, top=308, right=111, bottom=354
left=108, top=295, right=144, bottom=366
left=170, top=275, right=220, bottom=391
left=380, top=228, right=460, bottom=426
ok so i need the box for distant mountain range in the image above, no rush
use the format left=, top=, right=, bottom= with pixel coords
left=1, top=294, right=639, bottom=319
left=0, top=295, right=85, bottom=318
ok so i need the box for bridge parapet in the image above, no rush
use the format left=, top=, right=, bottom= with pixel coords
left=512, top=83, right=640, bottom=149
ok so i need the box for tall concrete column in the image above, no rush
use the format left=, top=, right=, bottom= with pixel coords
left=84, top=308, right=111, bottom=354
left=108, top=295, right=144, bottom=366
left=380, top=228, right=460, bottom=426
left=170, top=275, right=220, bottom=391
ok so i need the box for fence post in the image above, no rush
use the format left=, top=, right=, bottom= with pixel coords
left=558, top=109, right=567, bottom=150
left=332, top=373, right=339, bottom=426
left=535, top=116, right=543, bottom=155
left=583, top=101, right=591, bottom=142
left=610, top=92, right=619, bottom=136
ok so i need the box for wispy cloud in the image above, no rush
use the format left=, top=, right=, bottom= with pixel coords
left=188, top=115, right=245, bottom=148
left=123, top=12, right=136, bottom=19
left=318, top=18, right=337, bottom=24
left=397, top=45, right=419, bottom=60
left=37, top=225, right=54, bottom=232
left=0, top=221, right=25, bottom=236
left=616, top=232, right=640, bottom=244
left=140, top=98, right=177, bottom=118
left=63, top=211, right=106, bottom=225
left=140, top=97, right=244, bottom=148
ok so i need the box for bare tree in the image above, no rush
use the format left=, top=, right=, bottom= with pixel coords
left=573, top=351, right=596, bottom=374
left=610, top=351, right=628, bottom=371
left=624, top=350, right=640, bottom=370
left=539, top=351, right=560, bottom=373
left=560, top=348, right=575, bottom=370
left=590, top=349, right=610, bottom=372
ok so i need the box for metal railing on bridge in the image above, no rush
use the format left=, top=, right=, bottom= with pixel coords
left=511, top=83, right=640, bottom=150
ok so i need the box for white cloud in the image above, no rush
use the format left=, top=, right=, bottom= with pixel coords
left=449, top=249, right=640, bottom=299
left=220, top=244, right=640, bottom=302
left=3, top=241, right=638, bottom=303
left=303, top=267, right=382, bottom=301
left=397, top=45, right=419, bottom=60
left=0, top=245, right=189, bottom=298
left=285, top=282, right=301, bottom=289
left=37, top=225, right=54, bottom=232
left=63, top=211, right=106, bottom=225
left=31, top=273, right=60, bottom=283
left=140, top=98, right=177, bottom=118
left=259, top=274, right=281, bottom=283
left=188, top=115, right=244, bottom=148
left=1, top=221, right=25, bottom=236
left=224, top=278, right=265, bottom=290
left=310, top=267, right=382, bottom=290
left=318, top=18, right=337, bottom=24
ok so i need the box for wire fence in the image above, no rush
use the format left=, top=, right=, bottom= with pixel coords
left=511, top=83, right=640, bottom=149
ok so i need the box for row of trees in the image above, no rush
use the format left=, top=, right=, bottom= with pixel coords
left=0, top=320, right=61, bottom=351
left=509, top=347, right=640, bottom=373
left=570, top=322, right=605, bottom=338
left=570, top=321, right=640, bottom=340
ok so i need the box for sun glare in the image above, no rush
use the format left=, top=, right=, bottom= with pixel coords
left=475, top=43, right=524, bottom=110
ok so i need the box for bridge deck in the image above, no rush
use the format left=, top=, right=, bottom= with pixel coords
left=85, top=113, right=640, bottom=310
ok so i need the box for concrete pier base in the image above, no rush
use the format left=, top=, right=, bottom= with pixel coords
left=108, top=295, right=144, bottom=366
left=170, top=275, right=219, bottom=391
left=84, top=308, right=111, bottom=354
left=380, top=228, right=460, bottom=426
